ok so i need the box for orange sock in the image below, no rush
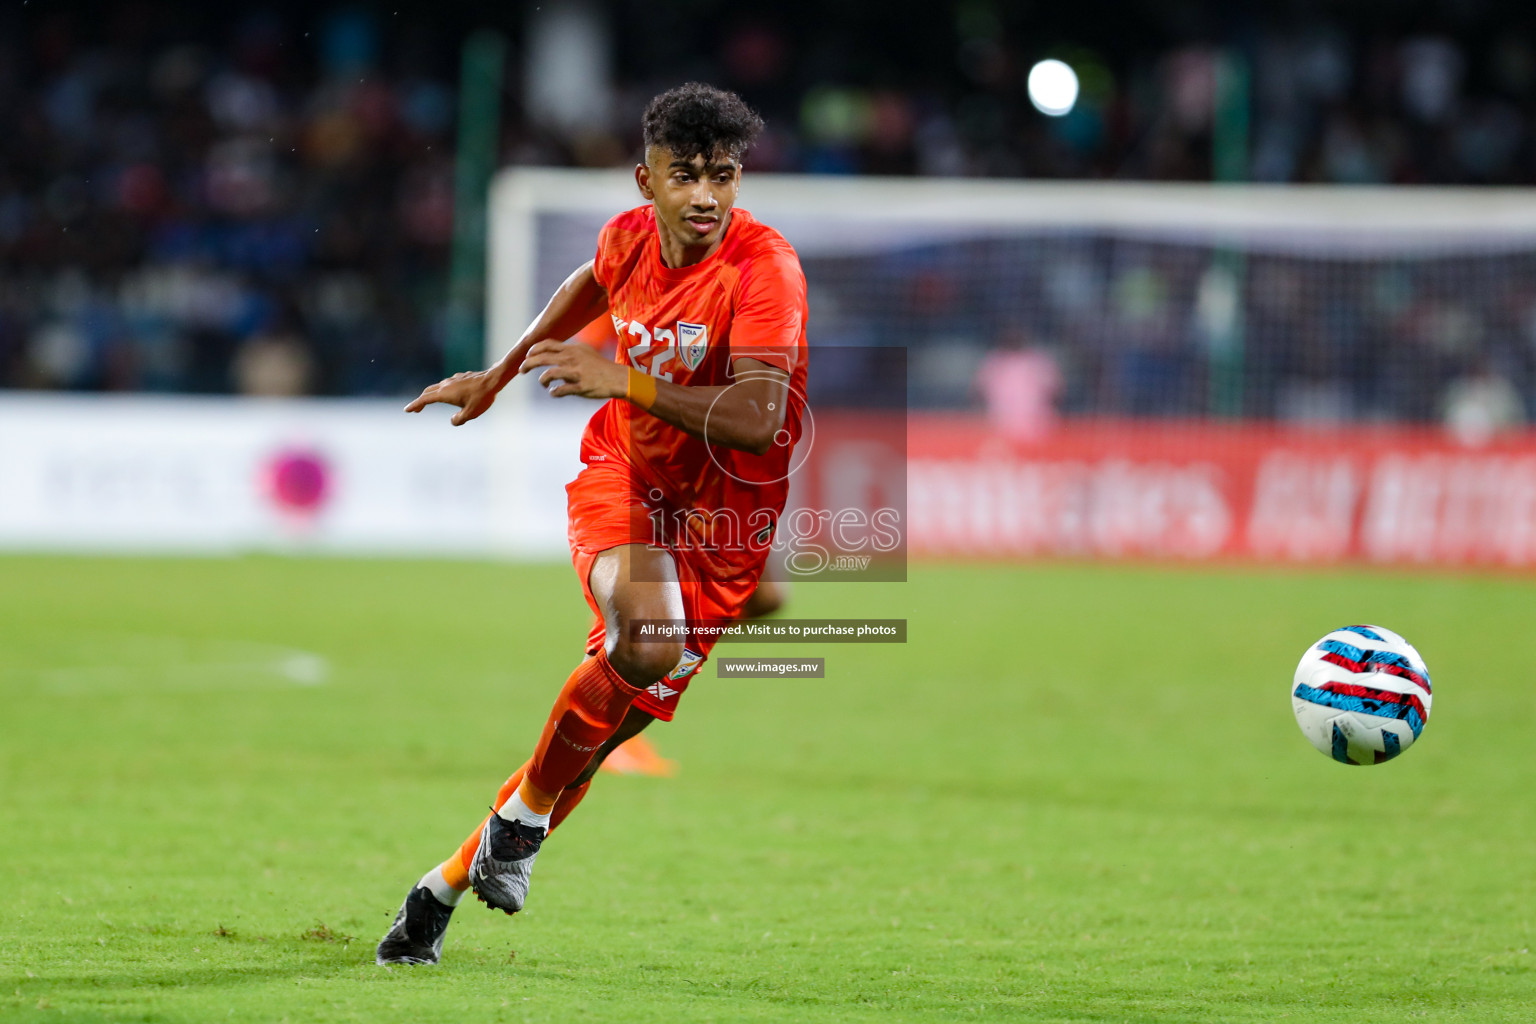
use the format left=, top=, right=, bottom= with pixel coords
left=520, top=653, right=642, bottom=812
left=549, top=780, right=591, bottom=833
left=439, top=767, right=597, bottom=889
left=436, top=653, right=639, bottom=892
left=439, top=760, right=531, bottom=892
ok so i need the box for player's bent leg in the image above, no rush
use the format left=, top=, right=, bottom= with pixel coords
left=543, top=706, right=656, bottom=830
left=466, top=654, right=632, bottom=914
left=603, top=570, right=780, bottom=779
left=586, top=543, right=687, bottom=687
left=468, top=546, right=682, bottom=915
left=436, top=711, right=634, bottom=904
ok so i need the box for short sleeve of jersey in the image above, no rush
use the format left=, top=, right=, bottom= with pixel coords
left=591, top=217, right=618, bottom=291
left=592, top=209, right=650, bottom=292
left=728, top=249, right=805, bottom=374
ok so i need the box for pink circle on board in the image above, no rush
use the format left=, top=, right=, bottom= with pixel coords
left=265, top=449, right=330, bottom=514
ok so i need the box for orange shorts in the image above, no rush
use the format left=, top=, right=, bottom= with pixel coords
left=566, top=462, right=761, bottom=722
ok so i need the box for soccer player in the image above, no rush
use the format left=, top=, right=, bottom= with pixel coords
left=376, top=83, right=808, bottom=966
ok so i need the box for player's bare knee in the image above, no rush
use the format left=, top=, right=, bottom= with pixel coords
left=607, top=636, right=683, bottom=687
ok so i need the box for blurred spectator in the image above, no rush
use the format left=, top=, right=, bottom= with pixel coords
left=4, top=0, right=1536, bottom=423
left=1443, top=358, right=1526, bottom=445
left=0, top=6, right=453, bottom=397
left=974, top=334, right=1062, bottom=442
left=233, top=307, right=316, bottom=396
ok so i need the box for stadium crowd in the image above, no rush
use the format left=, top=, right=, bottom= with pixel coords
left=1, top=2, right=1534, bottom=428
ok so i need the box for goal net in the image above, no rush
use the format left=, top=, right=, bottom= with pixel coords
left=489, top=171, right=1536, bottom=570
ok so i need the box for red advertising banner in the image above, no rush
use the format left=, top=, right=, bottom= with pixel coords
left=907, top=415, right=1536, bottom=568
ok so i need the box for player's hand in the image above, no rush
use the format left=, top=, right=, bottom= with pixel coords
left=404, top=369, right=501, bottom=426
left=518, top=340, right=627, bottom=399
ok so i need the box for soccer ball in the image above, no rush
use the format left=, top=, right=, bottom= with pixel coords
left=1291, top=625, right=1433, bottom=765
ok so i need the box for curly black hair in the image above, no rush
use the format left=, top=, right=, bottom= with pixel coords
left=642, top=83, right=765, bottom=162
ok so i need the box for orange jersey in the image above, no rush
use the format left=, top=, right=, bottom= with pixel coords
left=580, top=204, right=809, bottom=578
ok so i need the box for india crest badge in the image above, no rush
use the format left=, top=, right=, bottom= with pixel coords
left=677, top=321, right=709, bottom=370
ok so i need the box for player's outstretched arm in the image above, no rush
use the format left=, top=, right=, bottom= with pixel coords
left=517, top=344, right=789, bottom=455
left=404, top=261, right=609, bottom=426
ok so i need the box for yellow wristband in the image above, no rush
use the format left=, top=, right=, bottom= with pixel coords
left=626, top=367, right=657, bottom=410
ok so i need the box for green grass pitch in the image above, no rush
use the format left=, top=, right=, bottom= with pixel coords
left=2, top=555, right=1534, bottom=1023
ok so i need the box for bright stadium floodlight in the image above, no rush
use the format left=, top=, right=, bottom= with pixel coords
left=1027, top=59, right=1079, bottom=116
